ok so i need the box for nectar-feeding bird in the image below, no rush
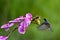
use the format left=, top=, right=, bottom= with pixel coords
left=38, top=18, right=53, bottom=32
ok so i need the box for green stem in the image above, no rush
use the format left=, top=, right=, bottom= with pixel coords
left=8, top=27, right=18, bottom=37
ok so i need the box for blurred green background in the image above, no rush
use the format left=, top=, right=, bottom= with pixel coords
left=0, top=0, right=60, bottom=40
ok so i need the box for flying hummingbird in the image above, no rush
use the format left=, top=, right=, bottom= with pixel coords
left=38, top=18, right=53, bottom=32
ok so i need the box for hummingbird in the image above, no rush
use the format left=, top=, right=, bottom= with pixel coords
left=38, top=18, right=53, bottom=32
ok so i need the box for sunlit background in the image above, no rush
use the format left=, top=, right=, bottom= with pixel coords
left=0, top=0, right=60, bottom=40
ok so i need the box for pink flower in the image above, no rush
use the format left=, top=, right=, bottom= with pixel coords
left=1, top=22, right=14, bottom=31
left=1, top=16, right=24, bottom=31
left=18, top=13, right=32, bottom=34
left=1, top=13, right=33, bottom=34
left=9, top=16, right=24, bottom=23
left=26, top=13, right=32, bottom=20
left=0, top=36, right=8, bottom=40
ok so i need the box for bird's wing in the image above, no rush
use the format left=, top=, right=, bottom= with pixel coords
left=38, top=24, right=48, bottom=30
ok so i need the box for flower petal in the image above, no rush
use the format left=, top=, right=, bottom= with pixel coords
left=24, top=17, right=31, bottom=25
left=9, top=16, right=24, bottom=23
left=5, top=28, right=9, bottom=31
left=18, top=22, right=28, bottom=34
left=18, top=13, right=32, bottom=34
left=1, top=22, right=14, bottom=31
left=18, top=26, right=25, bottom=34
left=1, top=22, right=14, bottom=28
left=0, top=36, right=8, bottom=40
left=18, top=19, right=31, bottom=34
left=26, top=13, right=32, bottom=20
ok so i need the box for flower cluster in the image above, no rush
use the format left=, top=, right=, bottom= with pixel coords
left=0, top=13, right=33, bottom=40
